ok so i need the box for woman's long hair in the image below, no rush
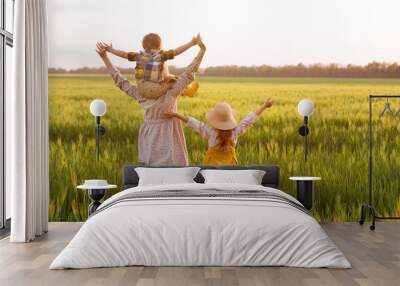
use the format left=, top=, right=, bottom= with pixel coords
left=216, top=129, right=234, bottom=152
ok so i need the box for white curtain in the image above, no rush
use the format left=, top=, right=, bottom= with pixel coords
left=7, top=0, right=49, bottom=242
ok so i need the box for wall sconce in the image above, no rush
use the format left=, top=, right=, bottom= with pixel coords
left=90, top=99, right=107, bottom=160
left=297, top=99, right=314, bottom=163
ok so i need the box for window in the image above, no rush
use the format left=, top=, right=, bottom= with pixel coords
left=1, top=0, right=14, bottom=232
left=5, top=0, right=13, bottom=33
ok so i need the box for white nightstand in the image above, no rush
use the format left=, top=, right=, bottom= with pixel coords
left=77, top=180, right=117, bottom=216
left=289, top=177, right=321, bottom=210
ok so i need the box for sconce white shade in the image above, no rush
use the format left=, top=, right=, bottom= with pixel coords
left=297, top=99, right=314, bottom=116
left=90, top=99, right=107, bottom=117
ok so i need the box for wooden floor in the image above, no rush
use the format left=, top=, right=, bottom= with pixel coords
left=0, top=222, right=399, bottom=286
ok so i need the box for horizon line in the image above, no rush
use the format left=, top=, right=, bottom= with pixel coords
left=48, top=61, right=400, bottom=71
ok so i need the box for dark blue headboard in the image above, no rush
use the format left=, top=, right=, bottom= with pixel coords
left=123, top=165, right=280, bottom=189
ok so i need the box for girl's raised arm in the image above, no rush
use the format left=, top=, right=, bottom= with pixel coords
left=186, top=117, right=213, bottom=139
left=234, top=98, right=273, bottom=137
left=255, top=98, right=273, bottom=116
left=233, top=112, right=258, bottom=137
left=164, top=111, right=212, bottom=139
left=101, top=42, right=130, bottom=60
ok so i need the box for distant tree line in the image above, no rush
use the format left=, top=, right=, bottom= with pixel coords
left=48, top=66, right=187, bottom=75
left=203, top=62, right=400, bottom=78
left=49, top=62, right=400, bottom=78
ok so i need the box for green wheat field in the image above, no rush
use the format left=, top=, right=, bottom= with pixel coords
left=49, top=74, right=400, bottom=222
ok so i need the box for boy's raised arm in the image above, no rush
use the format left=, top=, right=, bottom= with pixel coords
left=173, top=34, right=200, bottom=56
left=102, top=42, right=130, bottom=59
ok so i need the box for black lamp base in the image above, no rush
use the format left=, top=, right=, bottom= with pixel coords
left=296, top=181, right=314, bottom=210
left=88, top=189, right=106, bottom=216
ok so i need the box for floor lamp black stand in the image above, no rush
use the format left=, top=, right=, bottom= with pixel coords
left=359, top=95, right=400, bottom=230
left=291, top=100, right=321, bottom=210
left=88, top=100, right=107, bottom=215
left=299, top=116, right=310, bottom=163
left=95, top=116, right=105, bottom=161
left=91, top=115, right=106, bottom=215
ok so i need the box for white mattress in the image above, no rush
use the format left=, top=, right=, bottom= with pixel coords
left=50, top=183, right=351, bottom=269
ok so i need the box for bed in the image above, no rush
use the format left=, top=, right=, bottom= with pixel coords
left=50, top=165, right=350, bottom=269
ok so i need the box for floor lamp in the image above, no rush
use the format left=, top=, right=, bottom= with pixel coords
left=85, top=99, right=108, bottom=216
left=292, top=99, right=319, bottom=210
left=297, top=99, right=314, bottom=163
left=90, top=99, right=107, bottom=161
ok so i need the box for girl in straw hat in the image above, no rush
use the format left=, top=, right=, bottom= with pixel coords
left=165, top=98, right=273, bottom=165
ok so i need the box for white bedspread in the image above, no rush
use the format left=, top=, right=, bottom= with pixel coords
left=50, top=183, right=351, bottom=269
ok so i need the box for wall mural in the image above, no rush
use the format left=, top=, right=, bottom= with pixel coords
left=48, top=1, right=400, bottom=222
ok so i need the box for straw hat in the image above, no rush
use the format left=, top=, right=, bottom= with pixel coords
left=206, top=102, right=237, bottom=130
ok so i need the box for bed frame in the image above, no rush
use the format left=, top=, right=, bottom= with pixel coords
left=123, top=165, right=280, bottom=189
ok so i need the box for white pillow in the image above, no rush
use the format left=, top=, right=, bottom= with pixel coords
left=135, top=167, right=200, bottom=186
left=200, top=169, right=266, bottom=185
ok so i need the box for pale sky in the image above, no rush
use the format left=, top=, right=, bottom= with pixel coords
left=48, top=0, right=400, bottom=69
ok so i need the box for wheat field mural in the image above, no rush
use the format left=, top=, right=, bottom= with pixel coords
left=48, top=74, right=400, bottom=221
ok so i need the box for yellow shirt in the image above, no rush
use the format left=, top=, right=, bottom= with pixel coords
left=203, top=144, right=238, bottom=166
left=186, top=112, right=258, bottom=166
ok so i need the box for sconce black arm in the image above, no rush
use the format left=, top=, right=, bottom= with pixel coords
left=298, top=116, right=310, bottom=162
left=95, top=116, right=106, bottom=160
left=298, top=116, right=309, bottom=136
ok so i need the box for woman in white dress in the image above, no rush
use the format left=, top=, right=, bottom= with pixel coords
left=95, top=39, right=206, bottom=166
